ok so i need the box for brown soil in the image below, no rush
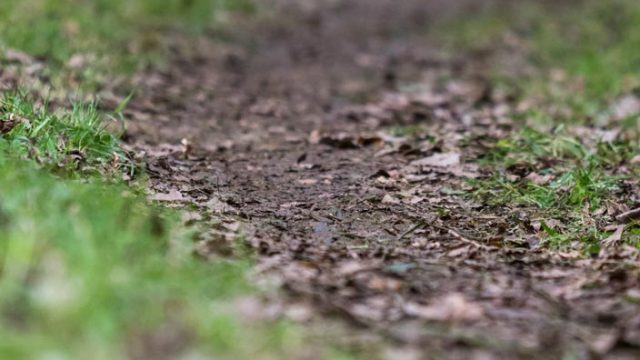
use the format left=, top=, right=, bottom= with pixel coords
left=125, top=1, right=640, bottom=359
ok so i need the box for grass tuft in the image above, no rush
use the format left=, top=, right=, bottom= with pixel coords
left=0, top=93, right=130, bottom=176
left=444, top=0, right=640, bottom=248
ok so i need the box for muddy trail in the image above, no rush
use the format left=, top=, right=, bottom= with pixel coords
left=125, top=1, right=640, bottom=358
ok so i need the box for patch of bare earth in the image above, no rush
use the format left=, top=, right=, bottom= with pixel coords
left=125, top=1, right=640, bottom=358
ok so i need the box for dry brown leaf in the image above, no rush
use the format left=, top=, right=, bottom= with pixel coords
left=151, top=189, right=185, bottom=202
left=602, top=225, right=625, bottom=248
left=403, top=293, right=484, bottom=322
left=525, top=172, right=554, bottom=185
left=410, top=152, right=460, bottom=168
left=3, top=48, right=34, bottom=64
left=0, top=120, right=16, bottom=134
left=617, top=207, right=640, bottom=224
left=297, top=178, right=318, bottom=185
left=382, top=194, right=401, bottom=205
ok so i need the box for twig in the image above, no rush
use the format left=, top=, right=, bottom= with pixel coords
left=602, top=224, right=625, bottom=248
left=447, top=228, right=493, bottom=250
left=396, top=221, right=426, bottom=241
left=432, top=224, right=495, bottom=250
left=616, top=207, right=640, bottom=224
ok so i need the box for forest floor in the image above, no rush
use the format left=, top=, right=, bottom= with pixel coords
left=124, top=1, right=640, bottom=358
left=2, top=0, right=640, bottom=359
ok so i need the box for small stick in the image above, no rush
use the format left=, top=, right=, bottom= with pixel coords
left=445, top=227, right=492, bottom=250
left=616, top=207, right=640, bottom=224
left=396, top=221, right=426, bottom=241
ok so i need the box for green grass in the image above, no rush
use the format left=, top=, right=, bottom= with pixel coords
left=441, top=0, right=640, bottom=249
left=0, top=0, right=254, bottom=88
left=0, top=91, right=300, bottom=358
left=445, top=0, right=640, bottom=124
left=0, top=1, right=301, bottom=354
left=0, top=158, right=297, bottom=359
left=471, top=166, right=620, bottom=211
left=468, top=127, right=638, bottom=249
left=478, top=126, right=639, bottom=168
left=1, top=93, right=131, bottom=176
left=528, top=1, right=640, bottom=102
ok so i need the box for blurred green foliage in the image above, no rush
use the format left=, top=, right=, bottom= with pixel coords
left=0, top=0, right=254, bottom=75
left=0, top=2, right=305, bottom=358
left=446, top=0, right=640, bottom=118
left=0, top=156, right=298, bottom=359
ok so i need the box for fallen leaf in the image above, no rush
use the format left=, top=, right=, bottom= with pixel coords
left=308, top=129, right=321, bottom=144
left=525, top=172, right=554, bottom=185
left=319, top=134, right=359, bottom=149
left=410, top=152, right=460, bottom=168
left=382, top=194, right=401, bottom=205
left=616, top=207, right=640, bottom=224
left=180, top=138, right=192, bottom=157
left=317, top=133, right=383, bottom=149
left=611, top=95, right=640, bottom=120
left=3, top=48, right=34, bottom=64
left=602, top=225, right=625, bottom=248
left=581, top=329, right=620, bottom=355
left=356, top=135, right=384, bottom=147
left=409, top=196, right=425, bottom=204
left=67, top=53, right=87, bottom=69
left=297, top=178, right=318, bottom=185
left=0, top=120, right=16, bottom=134
left=367, top=275, right=403, bottom=291
left=403, top=293, right=484, bottom=322
left=284, top=302, right=315, bottom=322
left=151, top=189, right=185, bottom=202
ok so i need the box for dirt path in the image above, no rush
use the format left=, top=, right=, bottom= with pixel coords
left=125, top=1, right=640, bottom=358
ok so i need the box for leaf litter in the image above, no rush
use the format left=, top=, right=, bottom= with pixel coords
left=122, top=0, right=640, bottom=358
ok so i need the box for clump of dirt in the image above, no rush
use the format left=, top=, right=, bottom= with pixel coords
left=125, top=1, right=640, bottom=358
